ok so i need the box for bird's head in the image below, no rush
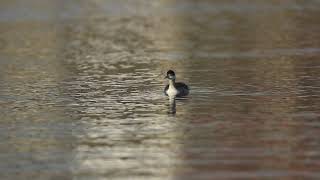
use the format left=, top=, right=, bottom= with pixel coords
left=165, top=70, right=176, bottom=80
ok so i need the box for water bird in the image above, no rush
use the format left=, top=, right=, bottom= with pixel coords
left=164, top=70, right=189, bottom=97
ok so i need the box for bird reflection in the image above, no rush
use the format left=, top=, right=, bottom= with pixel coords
left=168, top=96, right=176, bottom=115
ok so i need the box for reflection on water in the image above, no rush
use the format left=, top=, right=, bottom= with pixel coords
left=1, top=0, right=320, bottom=179
left=168, top=97, right=177, bottom=115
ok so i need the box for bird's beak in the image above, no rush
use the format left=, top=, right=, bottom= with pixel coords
left=164, top=75, right=168, bottom=79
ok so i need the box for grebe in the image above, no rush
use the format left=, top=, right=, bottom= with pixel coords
left=164, top=70, right=189, bottom=97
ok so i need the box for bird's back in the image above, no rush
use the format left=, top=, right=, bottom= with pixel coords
left=175, top=82, right=189, bottom=96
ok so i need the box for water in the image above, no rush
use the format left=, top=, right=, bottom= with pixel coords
left=1, top=0, right=320, bottom=179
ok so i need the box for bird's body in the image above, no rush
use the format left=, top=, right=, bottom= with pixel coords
left=164, top=70, right=189, bottom=97
left=164, top=82, right=189, bottom=97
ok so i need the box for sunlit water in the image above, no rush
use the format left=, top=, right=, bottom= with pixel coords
left=1, top=0, right=320, bottom=179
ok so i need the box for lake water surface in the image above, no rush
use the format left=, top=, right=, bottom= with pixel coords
left=1, top=0, right=320, bottom=179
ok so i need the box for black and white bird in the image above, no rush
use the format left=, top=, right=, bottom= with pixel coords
left=164, top=70, right=189, bottom=97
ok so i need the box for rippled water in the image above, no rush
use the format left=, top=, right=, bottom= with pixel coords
left=1, top=0, right=320, bottom=179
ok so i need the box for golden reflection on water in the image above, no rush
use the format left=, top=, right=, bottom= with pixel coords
left=1, top=0, right=320, bottom=180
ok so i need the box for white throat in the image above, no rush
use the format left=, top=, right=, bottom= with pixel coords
left=167, top=80, right=178, bottom=96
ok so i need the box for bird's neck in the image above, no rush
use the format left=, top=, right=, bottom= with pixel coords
left=169, top=79, right=176, bottom=88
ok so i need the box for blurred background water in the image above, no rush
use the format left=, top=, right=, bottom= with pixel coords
left=1, top=0, right=320, bottom=179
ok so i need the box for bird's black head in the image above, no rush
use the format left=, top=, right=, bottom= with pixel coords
left=167, top=70, right=175, bottom=76
left=165, top=70, right=176, bottom=80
